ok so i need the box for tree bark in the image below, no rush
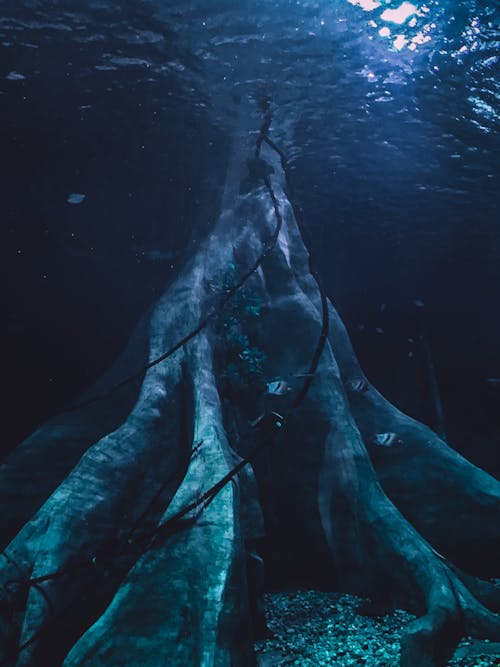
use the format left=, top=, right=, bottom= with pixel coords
left=1, top=119, right=499, bottom=667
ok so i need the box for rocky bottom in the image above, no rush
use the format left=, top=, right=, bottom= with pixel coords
left=254, top=590, right=500, bottom=666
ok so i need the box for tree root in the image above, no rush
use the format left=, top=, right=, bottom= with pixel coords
left=0, top=136, right=498, bottom=667
left=63, top=332, right=253, bottom=667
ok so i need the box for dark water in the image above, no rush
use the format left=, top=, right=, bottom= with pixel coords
left=2, top=0, right=499, bottom=474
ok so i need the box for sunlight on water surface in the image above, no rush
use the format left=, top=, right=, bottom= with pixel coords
left=344, top=0, right=437, bottom=53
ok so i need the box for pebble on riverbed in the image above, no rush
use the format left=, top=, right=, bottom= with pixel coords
left=254, top=590, right=500, bottom=666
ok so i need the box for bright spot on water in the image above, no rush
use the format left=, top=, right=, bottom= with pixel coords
left=393, top=34, right=408, bottom=50
left=347, top=0, right=381, bottom=11
left=380, top=2, right=417, bottom=24
left=347, top=0, right=435, bottom=53
left=412, top=31, right=431, bottom=45
left=67, top=193, right=86, bottom=204
left=359, top=65, right=378, bottom=81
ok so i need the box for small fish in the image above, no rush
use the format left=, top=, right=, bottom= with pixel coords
left=375, top=327, right=384, bottom=335
left=408, top=351, right=414, bottom=358
left=266, top=380, right=291, bottom=396
left=408, top=338, right=414, bottom=344
left=67, top=193, right=86, bottom=204
left=346, top=378, right=369, bottom=393
left=371, top=433, right=402, bottom=447
left=413, top=299, right=425, bottom=308
left=6, top=71, right=26, bottom=81
left=485, top=378, right=500, bottom=385
left=380, top=303, right=386, bottom=312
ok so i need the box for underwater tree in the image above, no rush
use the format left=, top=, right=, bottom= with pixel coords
left=0, top=111, right=499, bottom=667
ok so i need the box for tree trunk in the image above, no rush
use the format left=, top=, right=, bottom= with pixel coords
left=1, top=116, right=499, bottom=667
